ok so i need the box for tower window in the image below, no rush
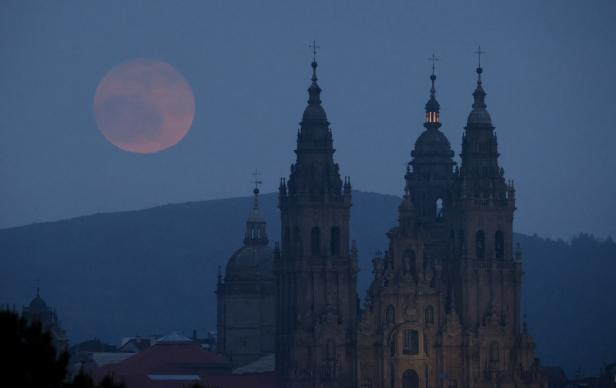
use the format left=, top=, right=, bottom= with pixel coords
left=495, top=231, right=504, bottom=259
left=311, top=227, right=321, bottom=256
left=426, top=111, right=439, bottom=123
left=403, top=249, right=417, bottom=278
left=403, top=329, right=419, bottom=355
left=284, top=227, right=290, bottom=249
left=293, top=226, right=301, bottom=252
left=330, top=227, right=340, bottom=256
left=435, top=198, right=444, bottom=219
left=476, top=230, right=485, bottom=259
left=425, top=306, right=434, bottom=325
left=490, top=341, right=500, bottom=362
left=386, top=305, right=395, bottom=325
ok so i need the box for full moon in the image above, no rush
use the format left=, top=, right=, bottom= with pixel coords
left=94, top=59, right=195, bottom=154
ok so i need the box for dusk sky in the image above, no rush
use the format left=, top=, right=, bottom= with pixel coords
left=1, top=0, right=615, bottom=239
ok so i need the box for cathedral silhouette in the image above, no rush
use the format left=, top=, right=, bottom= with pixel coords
left=217, top=49, right=546, bottom=388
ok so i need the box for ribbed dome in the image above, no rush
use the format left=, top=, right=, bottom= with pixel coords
left=412, top=128, right=454, bottom=159
left=225, top=244, right=274, bottom=281
left=302, top=103, right=328, bottom=123
left=467, top=108, right=492, bottom=125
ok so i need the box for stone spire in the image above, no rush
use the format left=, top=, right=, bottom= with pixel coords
left=301, top=57, right=328, bottom=126
left=467, top=46, right=492, bottom=127
left=281, top=55, right=348, bottom=205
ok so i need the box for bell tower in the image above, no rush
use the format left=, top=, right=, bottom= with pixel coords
left=275, top=50, right=358, bottom=388
left=449, top=52, right=525, bottom=385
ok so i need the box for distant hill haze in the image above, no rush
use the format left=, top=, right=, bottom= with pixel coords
left=0, top=191, right=614, bottom=376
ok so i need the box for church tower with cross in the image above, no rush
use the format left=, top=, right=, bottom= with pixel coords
left=275, top=44, right=358, bottom=388
left=356, top=50, right=545, bottom=388
left=216, top=45, right=546, bottom=388
left=216, top=177, right=276, bottom=368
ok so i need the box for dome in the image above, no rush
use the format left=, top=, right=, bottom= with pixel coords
left=225, top=244, right=274, bottom=281
left=28, top=292, right=48, bottom=312
left=467, top=108, right=492, bottom=126
left=302, top=103, right=328, bottom=123
left=412, top=128, right=454, bottom=159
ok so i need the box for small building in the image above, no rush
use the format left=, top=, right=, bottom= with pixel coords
left=93, top=333, right=281, bottom=388
left=21, top=288, right=68, bottom=353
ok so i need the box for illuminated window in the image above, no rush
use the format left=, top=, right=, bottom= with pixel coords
left=425, top=111, right=440, bottom=123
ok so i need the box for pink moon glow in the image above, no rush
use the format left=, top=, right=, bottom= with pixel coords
left=94, top=59, right=195, bottom=154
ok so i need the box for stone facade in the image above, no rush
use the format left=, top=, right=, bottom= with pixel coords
left=357, top=67, right=545, bottom=388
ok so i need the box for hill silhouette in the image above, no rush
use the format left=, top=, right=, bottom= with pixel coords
left=0, top=191, right=614, bottom=375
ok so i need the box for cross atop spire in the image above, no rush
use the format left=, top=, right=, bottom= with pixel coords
left=309, top=40, right=320, bottom=63
left=424, top=52, right=441, bottom=128
left=474, top=45, right=485, bottom=68
left=252, top=169, right=262, bottom=193
left=474, top=46, right=486, bottom=82
left=428, top=52, right=439, bottom=76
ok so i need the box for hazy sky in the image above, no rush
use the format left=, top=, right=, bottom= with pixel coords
left=1, top=0, right=615, bottom=239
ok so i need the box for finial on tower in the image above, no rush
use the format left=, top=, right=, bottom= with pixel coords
left=474, top=45, right=485, bottom=82
left=252, top=169, right=262, bottom=195
left=251, top=169, right=262, bottom=210
left=424, top=51, right=441, bottom=128
left=428, top=52, right=439, bottom=78
left=309, top=40, right=320, bottom=82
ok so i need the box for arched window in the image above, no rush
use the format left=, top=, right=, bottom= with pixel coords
left=495, top=231, right=504, bottom=259
left=386, top=305, right=395, bottom=325
left=284, top=227, right=290, bottom=249
left=293, top=226, right=301, bottom=250
left=403, top=329, right=419, bottom=355
left=404, top=249, right=417, bottom=278
left=311, top=227, right=320, bottom=256
left=435, top=198, right=444, bottom=219
left=425, top=306, right=434, bottom=325
left=476, top=230, right=485, bottom=259
left=490, top=341, right=500, bottom=362
left=330, top=227, right=340, bottom=256
left=402, top=369, right=419, bottom=388
left=326, top=339, right=335, bottom=360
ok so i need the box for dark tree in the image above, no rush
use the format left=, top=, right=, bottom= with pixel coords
left=0, top=311, right=125, bottom=388
left=0, top=310, right=69, bottom=388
